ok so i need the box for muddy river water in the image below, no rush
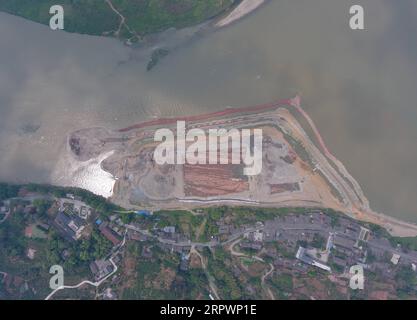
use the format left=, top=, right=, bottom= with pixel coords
left=0, top=0, right=416, bottom=221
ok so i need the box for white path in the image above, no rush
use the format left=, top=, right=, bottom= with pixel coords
left=45, top=234, right=126, bottom=300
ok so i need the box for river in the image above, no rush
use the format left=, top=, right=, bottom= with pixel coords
left=0, top=0, right=416, bottom=222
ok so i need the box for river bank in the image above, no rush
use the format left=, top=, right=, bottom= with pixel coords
left=57, top=97, right=417, bottom=238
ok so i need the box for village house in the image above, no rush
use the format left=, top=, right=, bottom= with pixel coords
left=54, top=211, right=86, bottom=240
left=90, top=259, right=114, bottom=281
left=99, top=222, right=122, bottom=246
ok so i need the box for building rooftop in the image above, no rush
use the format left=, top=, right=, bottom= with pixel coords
left=99, top=223, right=122, bottom=246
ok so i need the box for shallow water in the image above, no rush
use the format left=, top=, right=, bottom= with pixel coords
left=0, top=0, right=416, bottom=221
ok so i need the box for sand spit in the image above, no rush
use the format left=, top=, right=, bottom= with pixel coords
left=216, top=0, right=266, bottom=28
left=57, top=98, right=417, bottom=238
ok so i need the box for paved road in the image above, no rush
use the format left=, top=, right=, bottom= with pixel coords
left=125, top=222, right=263, bottom=248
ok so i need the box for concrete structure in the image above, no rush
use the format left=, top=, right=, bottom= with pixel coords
left=90, top=259, right=114, bottom=281
left=54, top=211, right=86, bottom=240
left=296, top=246, right=331, bottom=272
